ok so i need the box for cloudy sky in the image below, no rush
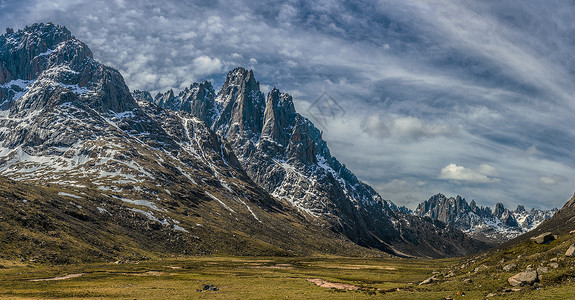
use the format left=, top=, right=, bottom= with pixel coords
left=2, top=0, right=575, bottom=210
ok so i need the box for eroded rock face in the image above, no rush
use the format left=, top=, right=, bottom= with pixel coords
left=508, top=270, right=539, bottom=287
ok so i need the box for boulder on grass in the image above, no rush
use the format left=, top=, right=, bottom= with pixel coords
left=503, top=263, right=517, bottom=272
left=508, top=270, right=539, bottom=287
left=419, top=275, right=439, bottom=285
left=531, top=232, right=554, bottom=244
left=565, top=244, right=575, bottom=257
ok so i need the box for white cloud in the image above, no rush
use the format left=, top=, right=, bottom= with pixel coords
left=192, top=56, right=223, bottom=75
left=540, top=175, right=568, bottom=185
left=478, top=164, right=498, bottom=176
left=439, top=163, right=499, bottom=183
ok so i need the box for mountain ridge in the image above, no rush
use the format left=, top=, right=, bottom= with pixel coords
left=414, top=193, right=557, bottom=243
left=0, top=23, right=488, bottom=260
left=144, top=67, right=489, bottom=257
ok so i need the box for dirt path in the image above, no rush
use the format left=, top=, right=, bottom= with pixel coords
left=307, top=278, right=360, bottom=290
left=29, top=273, right=84, bottom=282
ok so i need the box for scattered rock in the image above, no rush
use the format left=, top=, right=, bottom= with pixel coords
left=531, top=232, right=555, bottom=244
left=446, top=271, right=456, bottom=277
left=442, top=297, right=453, bottom=300
left=508, top=270, right=539, bottom=287
left=537, top=267, right=549, bottom=274
left=503, top=263, right=517, bottom=272
left=463, top=278, right=473, bottom=283
left=565, top=244, right=575, bottom=257
left=533, top=282, right=541, bottom=289
left=419, top=275, right=439, bottom=285
left=549, top=262, right=559, bottom=269
left=474, top=264, right=488, bottom=273
left=550, top=257, right=558, bottom=262
left=486, top=293, right=497, bottom=297
left=570, top=230, right=575, bottom=235
left=203, top=284, right=218, bottom=291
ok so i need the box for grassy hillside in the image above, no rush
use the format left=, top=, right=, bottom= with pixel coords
left=0, top=176, right=385, bottom=264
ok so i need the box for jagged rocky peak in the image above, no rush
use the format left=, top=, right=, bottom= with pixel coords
left=515, top=205, right=526, bottom=213
left=414, top=193, right=557, bottom=243
left=494, top=203, right=505, bottom=218
left=415, top=193, right=471, bottom=224
left=0, top=23, right=74, bottom=82
left=147, top=81, right=217, bottom=125
left=221, top=67, right=260, bottom=95
left=132, top=90, right=154, bottom=103
left=139, top=67, right=491, bottom=257
left=213, top=67, right=265, bottom=141
left=181, top=81, right=217, bottom=125
left=1, top=22, right=136, bottom=114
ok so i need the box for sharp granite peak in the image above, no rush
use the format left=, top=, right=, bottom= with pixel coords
left=415, top=193, right=557, bottom=243
left=0, top=23, right=488, bottom=260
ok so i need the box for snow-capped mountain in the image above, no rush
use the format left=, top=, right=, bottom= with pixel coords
left=0, top=23, right=488, bottom=260
left=415, top=193, right=557, bottom=243
left=144, top=68, right=489, bottom=258
left=1, top=23, right=369, bottom=261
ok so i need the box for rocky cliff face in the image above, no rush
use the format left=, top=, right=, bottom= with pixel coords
left=147, top=67, right=489, bottom=258
left=415, top=193, right=557, bottom=243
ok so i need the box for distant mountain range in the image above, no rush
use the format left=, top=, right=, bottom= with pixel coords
left=414, top=193, right=557, bottom=243
left=0, top=23, right=491, bottom=261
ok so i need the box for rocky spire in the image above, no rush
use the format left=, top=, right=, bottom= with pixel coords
left=212, top=67, right=265, bottom=142
left=261, top=88, right=296, bottom=146
left=180, top=81, right=217, bottom=125
left=494, top=203, right=506, bottom=218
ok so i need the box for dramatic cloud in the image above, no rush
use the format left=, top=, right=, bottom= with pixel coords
left=439, top=163, right=499, bottom=183
left=2, top=0, right=575, bottom=209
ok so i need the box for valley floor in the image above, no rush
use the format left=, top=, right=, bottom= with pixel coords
left=1, top=254, right=574, bottom=299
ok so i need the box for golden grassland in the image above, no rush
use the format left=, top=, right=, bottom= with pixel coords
left=0, top=250, right=574, bottom=300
